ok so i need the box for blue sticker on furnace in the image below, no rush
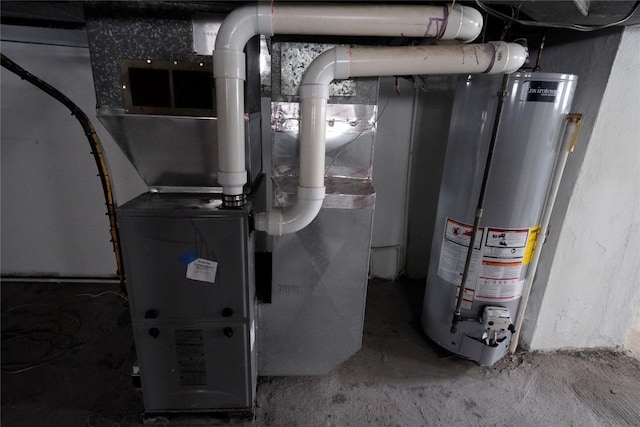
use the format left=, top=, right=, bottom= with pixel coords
left=179, top=251, right=198, bottom=265
left=525, top=80, right=559, bottom=102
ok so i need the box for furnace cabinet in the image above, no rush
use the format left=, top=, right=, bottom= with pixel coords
left=118, top=193, right=257, bottom=411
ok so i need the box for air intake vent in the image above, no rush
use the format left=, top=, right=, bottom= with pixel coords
left=120, top=59, right=215, bottom=116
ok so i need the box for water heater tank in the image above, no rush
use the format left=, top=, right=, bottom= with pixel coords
left=421, top=72, right=577, bottom=366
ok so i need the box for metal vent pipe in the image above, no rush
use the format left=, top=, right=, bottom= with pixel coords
left=213, top=3, right=484, bottom=200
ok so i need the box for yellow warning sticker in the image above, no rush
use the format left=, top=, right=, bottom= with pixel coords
left=523, top=225, right=541, bottom=265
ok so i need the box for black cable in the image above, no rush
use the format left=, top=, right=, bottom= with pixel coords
left=1, top=53, right=126, bottom=293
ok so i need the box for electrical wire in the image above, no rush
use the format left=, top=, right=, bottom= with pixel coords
left=2, top=288, right=127, bottom=373
left=75, top=291, right=129, bottom=302
left=474, top=0, right=640, bottom=32
left=0, top=53, right=126, bottom=293
left=2, top=317, right=83, bottom=374
left=324, top=92, right=392, bottom=175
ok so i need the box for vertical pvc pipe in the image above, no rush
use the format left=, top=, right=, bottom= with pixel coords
left=299, top=100, right=328, bottom=188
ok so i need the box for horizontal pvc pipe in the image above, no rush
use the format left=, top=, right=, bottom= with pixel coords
left=347, top=42, right=527, bottom=76
left=509, top=114, right=583, bottom=353
left=272, top=4, right=482, bottom=43
left=257, top=42, right=528, bottom=235
left=214, top=3, right=484, bottom=199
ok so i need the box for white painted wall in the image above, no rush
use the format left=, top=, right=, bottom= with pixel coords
left=1, top=30, right=146, bottom=278
left=524, top=27, right=640, bottom=350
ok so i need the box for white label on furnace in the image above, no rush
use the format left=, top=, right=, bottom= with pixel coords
left=186, top=258, right=218, bottom=283
left=437, top=218, right=483, bottom=286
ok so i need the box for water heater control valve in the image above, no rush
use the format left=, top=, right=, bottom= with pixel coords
left=481, top=306, right=514, bottom=346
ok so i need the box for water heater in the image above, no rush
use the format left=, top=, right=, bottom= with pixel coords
left=421, top=72, right=577, bottom=366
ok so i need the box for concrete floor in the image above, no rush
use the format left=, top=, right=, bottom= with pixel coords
left=2, top=279, right=640, bottom=426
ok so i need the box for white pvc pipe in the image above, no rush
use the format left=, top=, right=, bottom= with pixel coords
left=213, top=3, right=483, bottom=198
left=347, top=43, right=527, bottom=76
left=299, top=98, right=328, bottom=188
left=254, top=186, right=325, bottom=236
left=255, top=42, right=527, bottom=235
left=509, top=114, right=583, bottom=353
left=272, top=4, right=482, bottom=42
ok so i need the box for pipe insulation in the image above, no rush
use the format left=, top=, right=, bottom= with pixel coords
left=213, top=3, right=483, bottom=199
left=254, top=42, right=528, bottom=235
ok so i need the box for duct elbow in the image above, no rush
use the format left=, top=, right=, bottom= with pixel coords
left=443, top=4, right=484, bottom=43
left=486, top=42, right=528, bottom=74
left=254, top=187, right=325, bottom=236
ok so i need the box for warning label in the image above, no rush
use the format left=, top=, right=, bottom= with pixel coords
left=475, top=279, right=524, bottom=301
left=437, top=219, right=483, bottom=286
left=437, top=218, right=537, bottom=305
left=480, top=260, right=522, bottom=280
left=176, top=329, right=207, bottom=386
left=484, top=227, right=529, bottom=258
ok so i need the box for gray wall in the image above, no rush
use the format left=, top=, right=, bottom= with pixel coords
left=522, top=26, right=640, bottom=350
left=404, top=77, right=457, bottom=279
left=515, top=27, right=623, bottom=346
left=1, top=28, right=146, bottom=277
left=369, top=77, right=415, bottom=278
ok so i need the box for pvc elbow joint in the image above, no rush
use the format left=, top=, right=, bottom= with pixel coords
left=299, top=47, right=350, bottom=99
left=443, top=4, right=483, bottom=43
left=215, top=4, right=272, bottom=50
left=254, top=187, right=325, bottom=236
left=487, top=42, right=528, bottom=74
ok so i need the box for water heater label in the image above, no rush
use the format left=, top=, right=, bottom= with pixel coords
left=475, top=279, right=524, bottom=302
left=525, top=81, right=559, bottom=102
left=439, top=219, right=536, bottom=304
left=438, top=219, right=483, bottom=286
left=186, top=258, right=218, bottom=283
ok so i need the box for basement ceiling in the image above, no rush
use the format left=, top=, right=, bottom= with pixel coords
left=1, top=1, right=639, bottom=30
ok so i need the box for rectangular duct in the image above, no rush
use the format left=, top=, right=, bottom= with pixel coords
left=84, top=4, right=262, bottom=192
